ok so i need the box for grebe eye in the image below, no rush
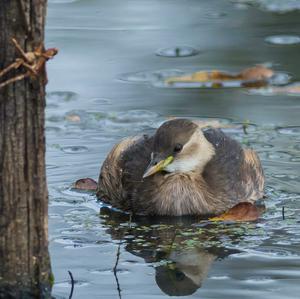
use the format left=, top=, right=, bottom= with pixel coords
left=173, top=143, right=183, bottom=153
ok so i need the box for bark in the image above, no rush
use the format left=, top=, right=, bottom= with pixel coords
left=0, top=1, right=52, bottom=298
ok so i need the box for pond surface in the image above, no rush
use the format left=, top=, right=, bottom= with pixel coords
left=46, top=0, right=300, bottom=298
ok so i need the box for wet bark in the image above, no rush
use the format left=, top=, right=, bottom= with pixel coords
left=0, top=1, right=52, bottom=298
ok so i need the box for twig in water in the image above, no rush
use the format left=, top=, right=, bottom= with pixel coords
left=68, top=270, right=75, bottom=299
left=113, top=242, right=122, bottom=299
left=282, top=206, right=285, bottom=220
left=242, top=120, right=250, bottom=135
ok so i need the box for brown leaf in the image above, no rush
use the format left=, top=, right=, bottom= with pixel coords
left=166, top=70, right=235, bottom=83
left=73, top=178, right=97, bottom=191
left=240, top=65, right=274, bottom=81
left=209, top=202, right=264, bottom=222
left=65, top=114, right=81, bottom=122
left=165, top=65, right=274, bottom=87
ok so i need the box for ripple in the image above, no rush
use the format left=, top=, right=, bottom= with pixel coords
left=290, top=157, right=300, bottom=162
left=267, top=151, right=292, bottom=161
left=265, top=35, right=300, bottom=45
left=47, top=103, right=59, bottom=109
left=53, top=235, right=100, bottom=249
left=59, top=186, right=96, bottom=198
left=61, top=146, right=89, bottom=153
left=89, top=268, right=130, bottom=275
left=259, top=150, right=296, bottom=163
left=276, top=126, right=300, bottom=136
left=155, top=46, right=199, bottom=58
left=47, top=115, right=64, bottom=122
left=234, top=3, right=249, bottom=9
left=49, top=0, right=79, bottom=3
left=94, top=110, right=162, bottom=132
left=91, top=97, right=111, bottom=105
left=226, top=122, right=257, bottom=134
left=50, top=196, right=85, bottom=207
left=257, top=246, right=299, bottom=257
left=53, top=238, right=75, bottom=245
left=46, top=164, right=59, bottom=170
left=244, top=277, right=274, bottom=284
left=46, top=126, right=62, bottom=133
left=268, top=72, right=290, bottom=86
left=49, top=213, right=63, bottom=219
left=205, top=11, right=227, bottom=18
left=55, top=280, right=90, bottom=288
left=261, top=144, right=274, bottom=149
left=209, top=275, right=230, bottom=280
left=272, top=174, right=299, bottom=180
left=47, top=91, right=78, bottom=102
left=234, top=0, right=300, bottom=13
left=119, top=69, right=184, bottom=83
left=110, top=110, right=159, bottom=122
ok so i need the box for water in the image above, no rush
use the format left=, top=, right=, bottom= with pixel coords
left=46, top=1, right=300, bottom=298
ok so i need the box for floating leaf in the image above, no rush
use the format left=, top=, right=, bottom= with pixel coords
left=210, top=202, right=265, bottom=222
left=165, top=65, right=274, bottom=88
left=73, top=178, right=98, bottom=191
left=240, top=65, right=274, bottom=81
left=65, top=114, right=81, bottom=122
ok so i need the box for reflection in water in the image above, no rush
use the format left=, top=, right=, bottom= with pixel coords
left=100, top=207, right=240, bottom=296
left=155, top=249, right=215, bottom=296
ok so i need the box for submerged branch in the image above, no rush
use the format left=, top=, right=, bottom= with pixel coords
left=68, top=270, right=75, bottom=299
left=113, top=242, right=122, bottom=299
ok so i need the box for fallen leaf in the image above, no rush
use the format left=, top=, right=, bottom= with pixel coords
left=165, top=65, right=274, bottom=87
left=65, top=114, right=81, bottom=122
left=209, top=202, right=265, bottom=222
left=73, top=178, right=97, bottom=191
left=240, top=65, right=274, bottom=81
left=166, top=70, right=234, bottom=83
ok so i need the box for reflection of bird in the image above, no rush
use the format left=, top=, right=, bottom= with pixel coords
left=97, top=119, right=264, bottom=216
left=155, top=248, right=216, bottom=296
left=100, top=206, right=241, bottom=297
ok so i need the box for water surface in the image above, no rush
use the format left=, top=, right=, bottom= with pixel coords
left=46, top=1, right=300, bottom=298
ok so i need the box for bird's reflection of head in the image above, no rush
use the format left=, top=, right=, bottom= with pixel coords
left=100, top=207, right=241, bottom=296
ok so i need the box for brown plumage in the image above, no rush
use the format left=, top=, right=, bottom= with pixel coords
left=97, top=119, right=264, bottom=216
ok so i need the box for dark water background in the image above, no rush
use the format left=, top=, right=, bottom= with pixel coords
left=46, top=0, right=300, bottom=298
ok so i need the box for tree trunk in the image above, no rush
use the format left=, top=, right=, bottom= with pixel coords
left=0, top=1, right=52, bottom=298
